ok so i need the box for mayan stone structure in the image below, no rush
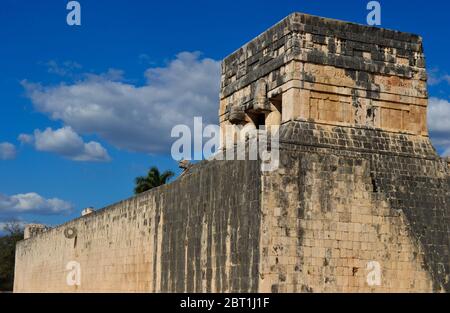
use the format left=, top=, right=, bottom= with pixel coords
left=14, top=13, right=450, bottom=293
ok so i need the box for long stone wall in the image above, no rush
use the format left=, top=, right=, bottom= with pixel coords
left=15, top=125, right=448, bottom=293
left=14, top=160, right=261, bottom=292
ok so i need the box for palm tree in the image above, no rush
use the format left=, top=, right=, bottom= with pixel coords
left=134, top=166, right=175, bottom=194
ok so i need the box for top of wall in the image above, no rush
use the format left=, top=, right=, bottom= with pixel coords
left=16, top=159, right=260, bottom=245
left=221, top=12, right=426, bottom=99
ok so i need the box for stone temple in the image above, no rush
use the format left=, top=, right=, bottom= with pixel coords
left=14, top=13, right=450, bottom=292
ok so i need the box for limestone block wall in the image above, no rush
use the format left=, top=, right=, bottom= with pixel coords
left=14, top=160, right=261, bottom=292
left=220, top=12, right=428, bottom=138
left=257, top=121, right=450, bottom=292
left=218, top=13, right=449, bottom=292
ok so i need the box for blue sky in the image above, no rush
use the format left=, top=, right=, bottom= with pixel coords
left=0, top=0, right=449, bottom=229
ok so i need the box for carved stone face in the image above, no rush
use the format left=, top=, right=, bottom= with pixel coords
left=228, top=106, right=246, bottom=125
left=252, top=79, right=270, bottom=113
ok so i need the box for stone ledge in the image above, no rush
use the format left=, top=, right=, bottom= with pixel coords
left=279, top=120, right=438, bottom=159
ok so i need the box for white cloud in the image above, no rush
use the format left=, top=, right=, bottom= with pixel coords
left=428, top=97, right=450, bottom=155
left=0, top=220, right=28, bottom=236
left=19, top=126, right=111, bottom=162
left=84, top=68, right=125, bottom=82
left=0, top=192, right=73, bottom=215
left=428, top=69, right=442, bottom=86
left=18, top=134, right=33, bottom=144
left=0, top=221, right=27, bottom=227
left=0, top=142, right=17, bottom=160
left=22, top=51, right=221, bottom=153
left=428, top=97, right=450, bottom=133
left=46, top=60, right=82, bottom=77
left=0, top=220, right=28, bottom=230
left=428, top=69, right=450, bottom=86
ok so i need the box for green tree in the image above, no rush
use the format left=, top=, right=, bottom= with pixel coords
left=0, top=222, right=24, bottom=291
left=134, top=166, right=175, bottom=194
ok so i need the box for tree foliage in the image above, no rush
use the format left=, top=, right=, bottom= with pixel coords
left=0, top=222, right=24, bottom=291
left=134, top=166, right=175, bottom=194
